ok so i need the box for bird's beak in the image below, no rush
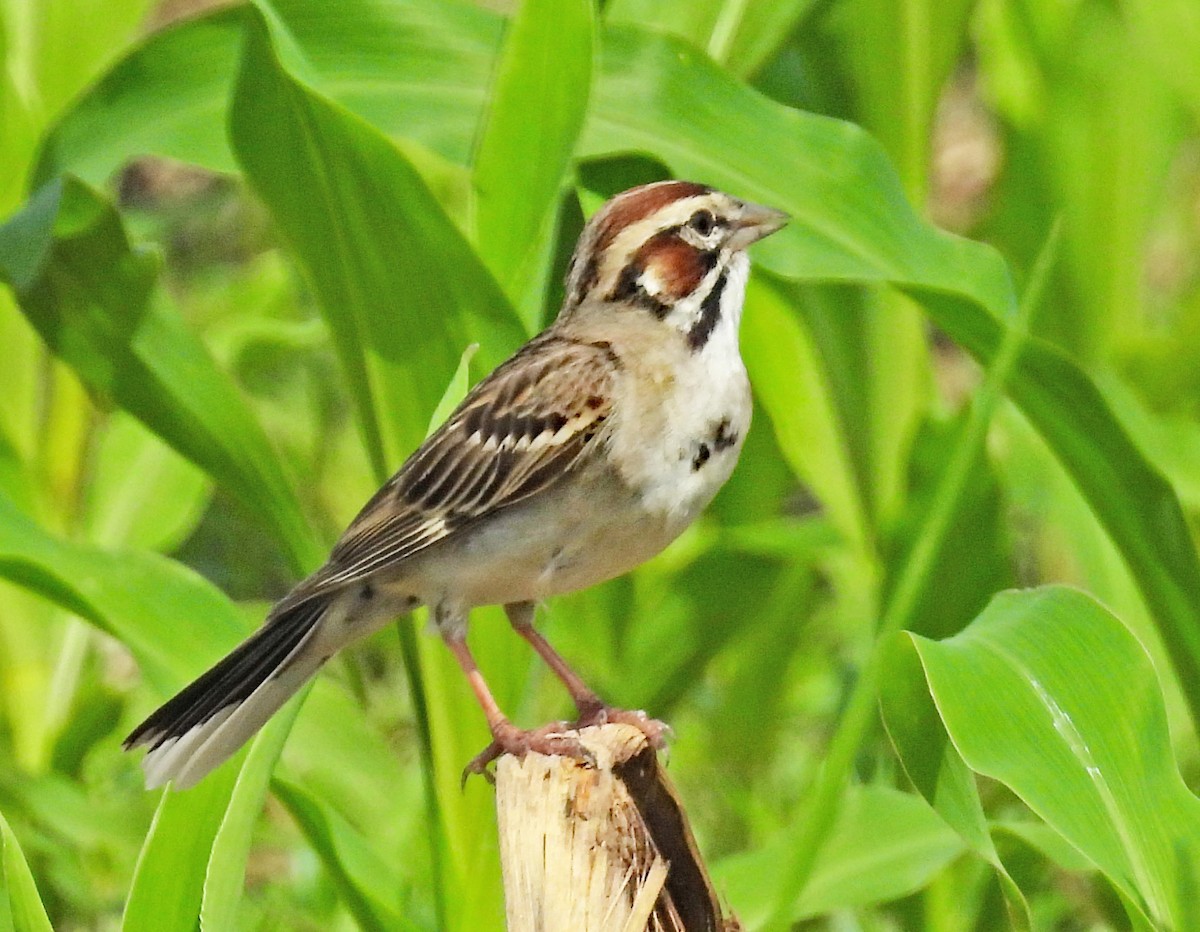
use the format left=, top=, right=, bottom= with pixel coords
left=728, top=201, right=790, bottom=250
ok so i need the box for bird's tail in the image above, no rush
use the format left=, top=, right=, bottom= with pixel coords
left=124, top=596, right=330, bottom=790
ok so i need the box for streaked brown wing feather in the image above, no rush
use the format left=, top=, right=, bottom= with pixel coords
left=310, top=334, right=617, bottom=591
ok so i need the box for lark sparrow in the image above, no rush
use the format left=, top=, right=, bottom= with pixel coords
left=125, top=180, right=788, bottom=788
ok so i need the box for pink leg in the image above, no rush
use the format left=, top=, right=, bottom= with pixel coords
left=504, top=602, right=670, bottom=748
left=504, top=601, right=605, bottom=718
left=442, top=630, right=591, bottom=780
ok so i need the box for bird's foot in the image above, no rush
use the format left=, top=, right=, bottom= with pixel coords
left=461, top=720, right=595, bottom=786
left=573, top=703, right=672, bottom=750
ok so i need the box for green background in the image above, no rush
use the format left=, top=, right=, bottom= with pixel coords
left=2, top=0, right=1200, bottom=928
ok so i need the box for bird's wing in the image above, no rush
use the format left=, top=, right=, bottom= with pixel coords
left=305, top=333, right=619, bottom=593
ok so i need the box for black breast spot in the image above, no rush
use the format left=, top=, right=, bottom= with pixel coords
left=712, top=417, right=738, bottom=451
left=691, top=443, right=712, bottom=471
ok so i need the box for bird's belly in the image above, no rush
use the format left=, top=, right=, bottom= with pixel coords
left=398, top=465, right=678, bottom=609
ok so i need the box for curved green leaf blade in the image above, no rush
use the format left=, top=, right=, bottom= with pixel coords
left=0, top=176, right=320, bottom=574
left=711, top=785, right=965, bottom=926
left=579, top=27, right=1010, bottom=308
left=122, top=769, right=238, bottom=932
left=200, top=698, right=304, bottom=932
left=0, top=809, right=53, bottom=932
left=0, top=487, right=245, bottom=693
left=880, top=631, right=1032, bottom=928
left=914, top=294, right=1200, bottom=726
left=30, top=7, right=245, bottom=189
left=259, top=0, right=501, bottom=166
left=34, top=1, right=500, bottom=189
left=271, top=778, right=413, bottom=932
left=228, top=15, right=524, bottom=470
left=907, top=586, right=1200, bottom=929
left=472, top=0, right=593, bottom=325
left=741, top=278, right=870, bottom=549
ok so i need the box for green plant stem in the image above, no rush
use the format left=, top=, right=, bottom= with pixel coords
left=767, top=222, right=1062, bottom=928
left=352, top=434, right=445, bottom=925
left=42, top=619, right=90, bottom=757
left=394, top=621, right=446, bottom=930
left=708, top=0, right=750, bottom=64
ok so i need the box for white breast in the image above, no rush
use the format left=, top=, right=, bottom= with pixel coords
left=607, top=256, right=752, bottom=528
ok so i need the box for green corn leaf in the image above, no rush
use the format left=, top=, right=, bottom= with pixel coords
left=0, top=809, right=53, bottom=932
left=0, top=176, right=321, bottom=575
left=227, top=14, right=524, bottom=473
left=880, top=631, right=1032, bottom=928
left=200, top=698, right=304, bottom=932
left=471, top=0, right=593, bottom=326
left=121, top=767, right=239, bottom=932
left=0, top=487, right=245, bottom=694
left=898, top=586, right=1200, bottom=929
left=711, top=784, right=966, bottom=926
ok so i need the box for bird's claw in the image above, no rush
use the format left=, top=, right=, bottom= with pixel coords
left=573, top=705, right=672, bottom=749
left=461, top=720, right=596, bottom=786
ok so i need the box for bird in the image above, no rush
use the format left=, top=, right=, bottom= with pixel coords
left=124, top=180, right=789, bottom=789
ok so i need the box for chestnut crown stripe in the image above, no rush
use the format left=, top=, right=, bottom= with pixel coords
left=591, top=180, right=713, bottom=254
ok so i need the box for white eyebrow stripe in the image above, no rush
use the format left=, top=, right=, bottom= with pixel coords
left=605, top=196, right=717, bottom=265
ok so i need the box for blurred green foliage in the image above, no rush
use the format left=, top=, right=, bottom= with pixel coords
left=1, top=0, right=1200, bottom=928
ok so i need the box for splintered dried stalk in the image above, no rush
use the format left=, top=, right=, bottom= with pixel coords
left=494, top=724, right=734, bottom=932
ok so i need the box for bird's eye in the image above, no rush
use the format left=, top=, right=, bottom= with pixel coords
left=688, top=210, right=717, bottom=236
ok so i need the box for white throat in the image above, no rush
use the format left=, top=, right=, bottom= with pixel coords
left=662, top=251, right=749, bottom=354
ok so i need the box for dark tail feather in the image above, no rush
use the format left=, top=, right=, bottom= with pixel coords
left=124, top=598, right=328, bottom=789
